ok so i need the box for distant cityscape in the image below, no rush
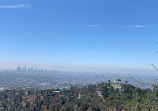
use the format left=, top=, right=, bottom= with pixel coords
left=11, top=67, right=48, bottom=73
left=0, top=67, right=157, bottom=91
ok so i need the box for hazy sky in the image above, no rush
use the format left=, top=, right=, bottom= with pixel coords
left=0, top=0, right=158, bottom=70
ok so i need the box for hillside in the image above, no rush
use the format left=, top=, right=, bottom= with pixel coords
left=0, top=83, right=158, bottom=111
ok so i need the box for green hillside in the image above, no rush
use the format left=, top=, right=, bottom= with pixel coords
left=0, top=83, right=157, bottom=111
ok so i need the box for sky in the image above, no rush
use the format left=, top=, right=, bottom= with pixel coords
left=0, top=0, right=158, bottom=72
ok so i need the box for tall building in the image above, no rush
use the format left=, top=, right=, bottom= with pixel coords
left=17, top=67, right=22, bottom=72
left=31, top=67, right=33, bottom=72
left=23, top=67, right=26, bottom=72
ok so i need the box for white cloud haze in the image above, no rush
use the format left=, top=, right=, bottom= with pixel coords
left=0, top=4, right=29, bottom=8
left=88, top=25, right=102, bottom=27
left=124, top=25, right=147, bottom=28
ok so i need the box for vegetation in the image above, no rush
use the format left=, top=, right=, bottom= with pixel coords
left=0, top=83, right=158, bottom=111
